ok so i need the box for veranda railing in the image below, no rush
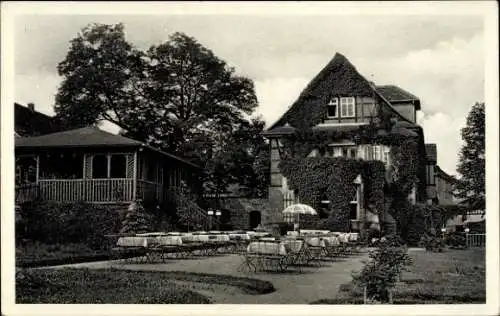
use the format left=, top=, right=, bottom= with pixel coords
left=37, top=178, right=135, bottom=203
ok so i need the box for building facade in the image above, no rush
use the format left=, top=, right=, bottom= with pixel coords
left=15, top=102, right=62, bottom=137
left=262, top=53, right=427, bottom=231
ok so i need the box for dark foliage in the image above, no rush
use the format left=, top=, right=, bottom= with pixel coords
left=352, top=235, right=412, bottom=303
left=279, top=157, right=386, bottom=232
left=454, top=102, right=485, bottom=211
left=17, top=200, right=122, bottom=250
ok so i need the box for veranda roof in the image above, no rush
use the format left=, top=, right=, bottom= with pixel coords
left=15, top=126, right=199, bottom=168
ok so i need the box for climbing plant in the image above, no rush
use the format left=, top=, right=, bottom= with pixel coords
left=279, top=157, right=386, bottom=232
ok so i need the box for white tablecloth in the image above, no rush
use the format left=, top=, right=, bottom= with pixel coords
left=154, top=236, right=183, bottom=246
left=136, top=232, right=168, bottom=237
left=228, top=233, right=250, bottom=241
left=305, top=237, right=326, bottom=248
left=116, top=237, right=148, bottom=247
left=321, top=236, right=340, bottom=246
left=300, top=230, right=330, bottom=236
left=282, top=239, right=304, bottom=253
left=247, top=241, right=287, bottom=256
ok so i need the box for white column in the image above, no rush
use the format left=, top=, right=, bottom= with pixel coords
left=35, top=155, right=40, bottom=183
left=132, top=151, right=138, bottom=200
left=106, top=153, right=111, bottom=178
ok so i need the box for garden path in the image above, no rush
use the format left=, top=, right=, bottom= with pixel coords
left=42, top=252, right=369, bottom=304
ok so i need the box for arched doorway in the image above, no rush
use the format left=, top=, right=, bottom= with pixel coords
left=249, top=211, right=261, bottom=229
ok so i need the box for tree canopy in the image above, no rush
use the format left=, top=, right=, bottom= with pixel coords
left=454, top=102, right=485, bottom=211
left=54, top=23, right=268, bottom=196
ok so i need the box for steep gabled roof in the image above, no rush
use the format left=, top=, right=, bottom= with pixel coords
left=15, top=126, right=199, bottom=168
left=15, top=102, right=62, bottom=136
left=267, top=53, right=414, bottom=131
left=376, top=85, right=421, bottom=110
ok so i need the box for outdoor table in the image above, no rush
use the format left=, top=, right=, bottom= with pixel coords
left=281, top=239, right=304, bottom=253
left=228, top=233, right=250, bottom=240
left=259, top=237, right=277, bottom=241
left=228, top=233, right=251, bottom=253
left=117, top=236, right=149, bottom=247
left=240, top=241, right=290, bottom=272
left=337, top=233, right=349, bottom=243
left=143, top=236, right=184, bottom=262
left=114, top=237, right=150, bottom=263
left=154, top=236, right=183, bottom=246
left=136, top=232, right=168, bottom=237
left=300, top=230, right=330, bottom=236
left=166, top=232, right=182, bottom=236
left=348, top=233, right=359, bottom=242
left=304, top=237, right=327, bottom=265
left=321, top=236, right=340, bottom=246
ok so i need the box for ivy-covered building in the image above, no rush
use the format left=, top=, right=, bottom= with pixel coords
left=262, top=52, right=430, bottom=235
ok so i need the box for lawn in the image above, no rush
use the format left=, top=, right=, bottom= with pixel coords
left=16, top=241, right=110, bottom=267
left=311, top=248, right=486, bottom=304
left=16, top=268, right=275, bottom=304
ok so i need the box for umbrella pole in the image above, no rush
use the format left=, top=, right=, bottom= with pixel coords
left=298, top=214, right=300, bottom=236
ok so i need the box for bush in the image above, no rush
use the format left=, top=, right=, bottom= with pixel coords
left=418, top=233, right=445, bottom=252
left=445, top=232, right=467, bottom=249
left=120, top=199, right=152, bottom=235
left=17, top=200, right=121, bottom=250
left=352, top=235, right=412, bottom=303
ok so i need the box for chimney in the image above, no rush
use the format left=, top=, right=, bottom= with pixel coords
left=27, top=102, right=35, bottom=111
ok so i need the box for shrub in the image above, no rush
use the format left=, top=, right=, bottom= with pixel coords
left=445, top=233, right=467, bottom=249
left=17, top=200, right=121, bottom=250
left=120, top=199, right=152, bottom=235
left=352, top=235, right=412, bottom=303
left=418, top=233, right=445, bottom=252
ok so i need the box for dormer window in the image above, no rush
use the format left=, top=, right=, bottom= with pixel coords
left=327, top=98, right=338, bottom=118
left=340, top=97, right=355, bottom=117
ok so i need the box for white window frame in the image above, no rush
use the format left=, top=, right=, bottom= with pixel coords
left=327, top=98, right=339, bottom=118
left=340, top=97, right=356, bottom=118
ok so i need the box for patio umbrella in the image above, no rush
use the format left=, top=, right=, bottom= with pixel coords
left=282, top=204, right=318, bottom=232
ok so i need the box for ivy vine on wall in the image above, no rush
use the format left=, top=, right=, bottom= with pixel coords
left=279, top=157, right=386, bottom=232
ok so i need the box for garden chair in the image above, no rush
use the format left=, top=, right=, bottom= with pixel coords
left=304, top=237, right=326, bottom=266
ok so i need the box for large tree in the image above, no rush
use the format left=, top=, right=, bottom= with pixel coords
left=54, top=23, right=140, bottom=129
left=54, top=23, right=267, bottom=196
left=454, top=102, right=485, bottom=211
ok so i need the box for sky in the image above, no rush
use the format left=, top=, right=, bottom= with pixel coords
left=12, top=9, right=486, bottom=177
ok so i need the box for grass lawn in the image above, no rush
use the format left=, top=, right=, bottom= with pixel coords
left=16, top=268, right=275, bottom=304
left=311, top=248, right=486, bottom=304
left=16, top=241, right=110, bottom=267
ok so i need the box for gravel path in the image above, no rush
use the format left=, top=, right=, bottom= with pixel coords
left=42, top=252, right=369, bottom=304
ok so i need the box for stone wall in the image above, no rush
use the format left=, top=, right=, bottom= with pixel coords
left=230, top=209, right=249, bottom=230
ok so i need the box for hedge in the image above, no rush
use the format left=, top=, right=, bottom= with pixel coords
left=16, top=200, right=123, bottom=250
